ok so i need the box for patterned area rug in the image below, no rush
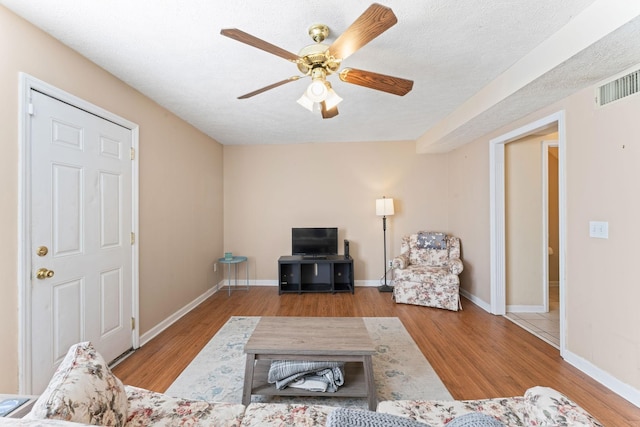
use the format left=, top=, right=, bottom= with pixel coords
left=165, top=316, right=452, bottom=408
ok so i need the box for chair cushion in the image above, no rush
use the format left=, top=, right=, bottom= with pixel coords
left=25, top=342, right=128, bottom=427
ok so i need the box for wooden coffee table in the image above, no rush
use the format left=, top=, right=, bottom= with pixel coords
left=243, top=316, right=377, bottom=410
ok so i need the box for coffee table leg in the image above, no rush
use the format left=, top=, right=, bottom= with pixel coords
left=363, top=354, right=377, bottom=410
left=243, top=353, right=256, bottom=405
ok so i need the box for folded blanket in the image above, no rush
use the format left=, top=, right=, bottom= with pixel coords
left=267, top=360, right=345, bottom=392
left=287, top=376, right=331, bottom=392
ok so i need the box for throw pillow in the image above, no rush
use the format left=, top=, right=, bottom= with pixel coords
left=326, top=407, right=431, bottom=427
left=522, top=386, right=604, bottom=426
left=25, top=341, right=128, bottom=426
left=445, top=413, right=506, bottom=426
left=417, top=232, right=448, bottom=250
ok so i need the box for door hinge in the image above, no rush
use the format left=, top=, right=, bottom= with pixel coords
left=130, top=232, right=135, bottom=245
left=131, top=317, right=136, bottom=330
left=28, top=103, right=35, bottom=116
left=130, top=147, right=135, bottom=160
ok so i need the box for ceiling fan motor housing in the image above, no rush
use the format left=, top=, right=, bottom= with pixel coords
left=297, top=42, right=340, bottom=75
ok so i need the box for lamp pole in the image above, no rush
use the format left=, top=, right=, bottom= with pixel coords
left=376, top=197, right=394, bottom=292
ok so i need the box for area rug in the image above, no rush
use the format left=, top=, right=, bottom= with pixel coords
left=165, top=316, right=452, bottom=408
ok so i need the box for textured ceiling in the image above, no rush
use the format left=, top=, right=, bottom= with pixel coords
left=3, top=1, right=640, bottom=152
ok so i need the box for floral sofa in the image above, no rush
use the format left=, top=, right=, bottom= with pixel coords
left=392, top=232, right=463, bottom=311
left=3, top=342, right=603, bottom=427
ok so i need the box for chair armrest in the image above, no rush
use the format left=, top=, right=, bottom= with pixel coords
left=449, top=258, right=464, bottom=275
left=392, top=253, right=410, bottom=269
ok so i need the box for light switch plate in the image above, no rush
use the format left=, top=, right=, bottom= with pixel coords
left=589, top=221, right=609, bottom=238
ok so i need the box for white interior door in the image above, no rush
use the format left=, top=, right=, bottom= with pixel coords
left=29, top=89, right=134, bottom=392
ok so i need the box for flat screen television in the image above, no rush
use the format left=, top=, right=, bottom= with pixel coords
left=292, top=227, right=338, bottom=257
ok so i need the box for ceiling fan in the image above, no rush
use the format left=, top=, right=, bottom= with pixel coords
left=220, top=3, right=414, bottom=119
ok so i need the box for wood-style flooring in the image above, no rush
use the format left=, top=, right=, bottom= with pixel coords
left=112, top=287, right=640, bottom=425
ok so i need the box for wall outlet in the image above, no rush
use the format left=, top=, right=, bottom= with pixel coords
left=388, top=260, right=393, bottom=268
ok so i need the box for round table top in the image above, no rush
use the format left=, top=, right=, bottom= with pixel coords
left=218, top=256, right=248, bottom=263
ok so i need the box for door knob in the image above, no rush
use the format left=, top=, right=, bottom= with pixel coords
left=36, top=268, right=55, bottom=279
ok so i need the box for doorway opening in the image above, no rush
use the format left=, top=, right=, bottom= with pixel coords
left=504, top=140, right=559, bottom=348
left=489, top=111, right=566, bottom=356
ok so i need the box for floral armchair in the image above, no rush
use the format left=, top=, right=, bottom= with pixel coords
left=391, top=232, right=463, bottom=311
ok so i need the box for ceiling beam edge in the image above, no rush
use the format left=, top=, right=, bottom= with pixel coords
left=415, top=0, right=640, bottom=154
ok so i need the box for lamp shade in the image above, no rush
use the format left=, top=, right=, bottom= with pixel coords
left=296, top=93, right=315, bottom=111
left=376, top=197, right=395, bottom=216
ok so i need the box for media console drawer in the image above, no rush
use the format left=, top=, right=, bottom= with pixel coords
left=278, top=255, right=354, bottom=294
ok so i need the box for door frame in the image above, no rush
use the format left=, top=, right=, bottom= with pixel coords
left=489, top=110, right=566, bottom=355
left=17, top=73, right=140, bottom=393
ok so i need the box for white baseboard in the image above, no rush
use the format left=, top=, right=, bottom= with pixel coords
left=506, top=305, right=546, bottom=313
left=139, top=284, right=220, bottom=346
left=563, top=348, right=640, bottom=407
left=459, top=288, right=491, bottom=312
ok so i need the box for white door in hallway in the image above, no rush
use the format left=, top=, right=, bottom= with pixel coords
left=29, top=90, right=134, bottom=392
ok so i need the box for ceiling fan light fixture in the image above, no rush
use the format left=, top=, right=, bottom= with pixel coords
left=323, top=84, right=342, bottom=110
left=306, top=79, right=328, bottom=102
left=296, top=93, right=315, bottom=112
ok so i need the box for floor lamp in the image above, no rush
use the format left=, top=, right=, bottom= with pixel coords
left=376, top=196, right=395, bottom=292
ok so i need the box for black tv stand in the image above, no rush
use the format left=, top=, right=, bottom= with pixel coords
left=278, top=255, right=354, bottom=294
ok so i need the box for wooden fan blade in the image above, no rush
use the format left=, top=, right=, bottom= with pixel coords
left=321, top=101, right=339, bottom=119
left=328, top=3, right=397, bottom=61
left=237, top=76, right=301, bottom=99
left=221, top=28, right=300, bottom=62
left=339, top=68, right=413, bottom=96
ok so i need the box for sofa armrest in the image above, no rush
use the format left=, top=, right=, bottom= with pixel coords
left=392, top=253, right=410, bottom=270
left=448, top=258, right=464, bottom=275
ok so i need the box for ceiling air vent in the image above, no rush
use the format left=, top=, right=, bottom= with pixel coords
left=597, top=68, right=640, bottom=106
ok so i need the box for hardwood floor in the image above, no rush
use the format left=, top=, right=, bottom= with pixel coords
left=113, top=287, right=639, bottom=425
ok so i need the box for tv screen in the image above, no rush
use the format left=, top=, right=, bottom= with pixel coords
left=292, top=227, right=338, bottom=256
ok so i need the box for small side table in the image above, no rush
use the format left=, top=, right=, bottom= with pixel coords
left=218, top=256, right=249, bottom=296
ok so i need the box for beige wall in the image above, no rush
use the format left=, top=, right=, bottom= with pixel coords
left=548, top=147, right=559, bottom=282
left=446, top=136, right=491, bottom=301
left=564, top=87, right=640, bottom=389
left=505, top=135, right=544, bottom=306
left=223, top=141, right=450, bottom=282
left=0, top=7, right=223, bottom=392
